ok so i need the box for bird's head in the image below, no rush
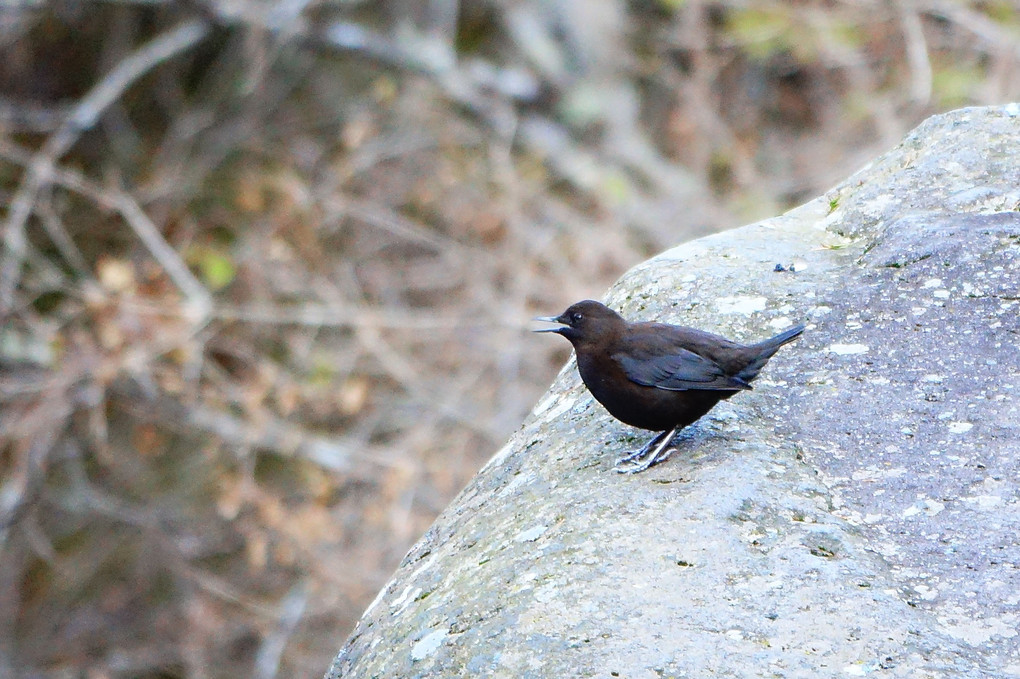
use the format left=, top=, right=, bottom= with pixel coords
left=533, top=300, right=625, bottom=346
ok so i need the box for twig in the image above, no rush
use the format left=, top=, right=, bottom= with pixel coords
left=898, top=0, right=932, bottom=105
left=353, top=322, right=502, bottom=440
left=0, top=374, right=77, bottom=533
left=265, top=0, right=316, bottom=32
left=0, top=139, right=111, bottom=205
left=0, top=97, right=73, bottom=133
left=924, top=0, right=1020, bottom=59
left=0, top=436, right=50, bottom=533
left=0, top=138, right=212, bottom=318
left=0, top=19, right=210, bottom=311
left=212, top=302, right=485, bottom=330
left=254, top=581, right=309, bottom=679
left=337, top=199, right=466, bottom=254
left=109, top=188, right=212, bottom=319
left=108, top=377, right=406, bottom=475
left=36, top=194, right=93, bottom=279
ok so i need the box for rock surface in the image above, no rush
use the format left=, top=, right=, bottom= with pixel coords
left=325, top=105, right=1020, bottom=678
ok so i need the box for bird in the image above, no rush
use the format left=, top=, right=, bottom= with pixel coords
left=534, top=300, right=804, bottom=473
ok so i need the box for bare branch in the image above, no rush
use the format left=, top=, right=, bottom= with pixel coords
left=109, top=188, right=212, bottom=319
left=898, top=0, right=933, bottom=105
left=108, top=377, right=406, bottom=477
left=0, top=19, right=210, bottom=310
left=0, top=97, right=73, bottom=133
left=36, top=194, right=94, bottom=280
left=211, top=302, right=486, bottom=330
left=924, top=1, right=1020, bottom=59
left=255, top=581, right=310, bottom=679
left=0, top=138, right=211, bottom=317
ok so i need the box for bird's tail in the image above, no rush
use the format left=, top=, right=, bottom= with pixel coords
left=736, top=324, right=805, bottom=384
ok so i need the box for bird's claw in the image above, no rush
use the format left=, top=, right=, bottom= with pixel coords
left=612, top=425, right=680, bottom=474
left=613, top=447, right=676, bottom=473
left=613, top=448, right=648, bottom=467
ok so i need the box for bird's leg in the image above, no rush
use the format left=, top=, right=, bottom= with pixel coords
left=613, top=426, right=680, bottom=473
left=613, top=430, right=667, bottom=467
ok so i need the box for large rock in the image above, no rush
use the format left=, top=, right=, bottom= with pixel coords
left=325, top=105, right=1020, bottom=678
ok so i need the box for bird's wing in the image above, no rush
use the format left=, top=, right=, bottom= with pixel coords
left=612, top=326, right=751, bottom=391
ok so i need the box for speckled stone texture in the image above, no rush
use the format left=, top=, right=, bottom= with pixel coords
left=325, top=105, right=1020, bottom=678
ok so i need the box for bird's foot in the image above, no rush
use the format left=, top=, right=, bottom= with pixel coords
left=613, top=447, right=650, bottom=467
left=614, top=446, right=677, bottom=474
left=612, top=429, right=667, bottom=468
left=612, top=426, right=680, bottom=474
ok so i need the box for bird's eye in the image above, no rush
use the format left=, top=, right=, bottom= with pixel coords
left=571, top=312, right=583, bottom=324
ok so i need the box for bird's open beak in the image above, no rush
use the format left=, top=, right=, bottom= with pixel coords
left=532, top=315, right=567, bottom=333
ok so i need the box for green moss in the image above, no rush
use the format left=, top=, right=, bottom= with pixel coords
left=809, top=544, right=836, bottom=558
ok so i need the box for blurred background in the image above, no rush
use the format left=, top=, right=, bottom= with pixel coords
left=0, top=1, right=1017, bottom=676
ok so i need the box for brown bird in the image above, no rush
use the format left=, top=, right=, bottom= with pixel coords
left=535, top=300, right=804, bottom=473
